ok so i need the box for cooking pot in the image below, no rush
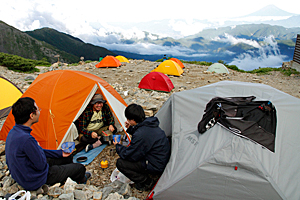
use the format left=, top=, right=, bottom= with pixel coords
left=102, top=134, right=113, bottom=142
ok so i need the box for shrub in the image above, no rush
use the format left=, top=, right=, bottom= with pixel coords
left=0, top=52, right=50, bottom=72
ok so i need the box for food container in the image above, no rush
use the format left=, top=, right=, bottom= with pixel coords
left=101, top=160, right=108, bottom=169
left=102, top=134, right=113, bottom=142
left=61, top=142, right=75, bottom=153
left=113, top=135, right=121, bottom=143
left=102, top=130, right=113, bottom=145
left=110, top=148, right=116, bottom=156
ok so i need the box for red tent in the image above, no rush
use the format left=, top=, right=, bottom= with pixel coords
left=138, top=72, right=174, bottom=92
left=169, top=58, right=185, bottom=68
left=95, top=56, right=122, bottom=68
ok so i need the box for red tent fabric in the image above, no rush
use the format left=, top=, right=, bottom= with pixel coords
left=138, top=72, right=174, bottom=92
left=169, top=58, right=185, bottom=68
left=95, top=56, right=122, bottom=68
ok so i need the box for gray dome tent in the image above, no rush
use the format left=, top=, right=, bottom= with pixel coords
left=207, top=63, right=229, bottom=73
left=147, top=81, right=300, bottom=200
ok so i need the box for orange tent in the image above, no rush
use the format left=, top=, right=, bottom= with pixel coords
left=95, top=56, right=122, bottom=68
left=0, top=70, right=129, bottom=149
left=169, top=58, right=185, bottom=68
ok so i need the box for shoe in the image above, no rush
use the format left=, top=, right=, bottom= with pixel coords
left=85, top=144, right=93, bottom=152
left=134, top=182, right=146, bottom=191
left=134, top=178, right=155, bottom=191
left=83, top=171, right=92, bottom=184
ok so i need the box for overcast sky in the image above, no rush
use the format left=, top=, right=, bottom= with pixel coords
left=1, top=0, right=299, bottom=31
left=0, top=0, right=297, bottom=70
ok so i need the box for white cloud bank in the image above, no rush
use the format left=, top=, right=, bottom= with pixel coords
left=229, top=35, right=286, bottom=70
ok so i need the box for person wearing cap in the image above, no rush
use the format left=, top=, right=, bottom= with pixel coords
left=78, top=94, right=117, bottom=152
left=5, top=97, right=91, bottom=191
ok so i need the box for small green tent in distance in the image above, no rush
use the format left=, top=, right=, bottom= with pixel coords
left=0, top=76, right=23, bottom=118
left=207, top=63, right=229, bottom=74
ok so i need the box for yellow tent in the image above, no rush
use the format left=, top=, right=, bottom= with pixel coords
left=151, top=60, right=183, bottom=76
left=115, top=55, right=129, bottom=63
left=0, top=76, right=23, bottom=118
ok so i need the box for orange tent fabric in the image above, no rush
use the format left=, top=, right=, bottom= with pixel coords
left=169, top=58, right=185, bottom=68
left=95, top=56, right=122, bottom=68
left=0, top=70, right=128, bottom=149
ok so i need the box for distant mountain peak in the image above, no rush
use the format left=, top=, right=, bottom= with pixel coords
left=245, top=4, right=295, bottom=17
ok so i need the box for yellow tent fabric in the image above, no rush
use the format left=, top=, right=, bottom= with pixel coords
left=151, top=60, right=183, bottom=76
left=115, top=55, right=129, bottom=63
left=0, top=77, right=23, bottom=118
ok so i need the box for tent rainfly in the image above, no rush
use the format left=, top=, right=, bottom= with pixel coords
left=95, top=56, right=122, bottom=68
left=0, top=76, right=23, bottom=119
left=169, top=58, right=185, bottom=68
left=151, top=60, right=183, bottom=76
left=0, top=70, right=130, bottom=149
left=207, top=63, right=229, bottom=73
left=138, top=72, right=174, bottom=92
left=147, top=81, right=300, bottom=200
left=115, top=55, right=129, bottom=63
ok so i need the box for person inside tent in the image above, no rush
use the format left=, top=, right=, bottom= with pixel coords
left=5, top=97, right=90, bottom=191
left=78, top=93, right=117, bottom=152
left=113, top=103, right=171, bottom=191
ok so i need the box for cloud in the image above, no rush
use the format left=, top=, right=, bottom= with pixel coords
left=212, top=33, right=261, bottom=48
left=229, top=35, right=287, bottom=70
left=168, top=19, right=210, bottom=36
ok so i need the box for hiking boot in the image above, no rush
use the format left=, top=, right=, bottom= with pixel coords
left=85, top=144, right=93, bottom=152
left=134, top=178, right=155, bottom=191
left=83, top=171, right=92, bottom=184
left=134, top=182, right=147, bottom=191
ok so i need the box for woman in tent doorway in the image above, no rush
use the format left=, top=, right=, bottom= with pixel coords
left=78, top=94, right=117, bottom=152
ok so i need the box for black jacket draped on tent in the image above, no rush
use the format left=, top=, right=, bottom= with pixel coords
left=198, top=96, right=277, bottom=152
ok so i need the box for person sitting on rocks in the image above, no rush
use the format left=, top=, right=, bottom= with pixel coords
left=78, top=93, right=117, bottom=152
left=5, top=97, right=90, bottom=191
left=113, top=103, right=171, bottom=191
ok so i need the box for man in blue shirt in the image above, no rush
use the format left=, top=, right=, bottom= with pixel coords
left=5, top=97, right=90, bottom=191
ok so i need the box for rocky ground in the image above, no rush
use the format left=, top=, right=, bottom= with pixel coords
left=0, top=60, right=299, bottom=199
